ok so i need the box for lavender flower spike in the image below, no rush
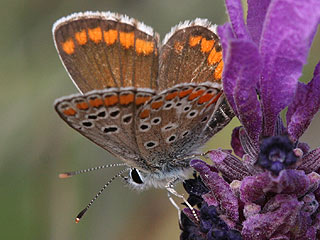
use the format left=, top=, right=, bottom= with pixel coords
left=219, top=0, right=320, bottom=144
left=180, top=0, right=320, bottom=239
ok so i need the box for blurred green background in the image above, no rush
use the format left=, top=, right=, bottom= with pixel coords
left=1, top=0, right=319, bottom=239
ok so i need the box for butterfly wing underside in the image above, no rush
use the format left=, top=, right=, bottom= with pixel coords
left=53, top=13, right=234, bottom=178
left=53, top=12, right=163, bottom=171
left=53, top=12, right=160, bottom=93
left=134, top=84, right=226, bottom=167
left=133, top=20, right=233, bottom=167
left=55, top=89, right=156, bottom=170
left=158, top=19, right=223, bottom=91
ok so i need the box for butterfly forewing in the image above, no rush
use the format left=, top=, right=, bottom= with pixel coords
left=54, top=88, right=156, bottom=170
left=158, top=19, right=223, bottom=91
left=53, top=12, right=160, bottom=93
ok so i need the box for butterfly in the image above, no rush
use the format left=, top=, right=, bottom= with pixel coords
left=53, top=11, right=234, bottom=221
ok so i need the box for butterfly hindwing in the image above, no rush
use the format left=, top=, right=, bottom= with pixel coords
left=54, top=88, right=156, bottom=170
left=134, top=84, right=225, bottom=167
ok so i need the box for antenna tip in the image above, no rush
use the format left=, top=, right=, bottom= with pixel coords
left=59, top=173, right=71, bottom=179
left=75, top=208, right=87, bottom=223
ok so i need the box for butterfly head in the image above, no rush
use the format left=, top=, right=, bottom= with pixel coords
left=125, top=166, right=193, bottom=190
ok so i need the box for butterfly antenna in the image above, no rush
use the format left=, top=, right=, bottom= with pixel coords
left=75, top=168, right=129, bottom=223
left=59, top=163, right=127, bottom=178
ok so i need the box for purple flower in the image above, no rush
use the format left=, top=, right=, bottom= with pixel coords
left=180, top=171, right=242, bottom=240
left=180, top=0, right=320, bottom=239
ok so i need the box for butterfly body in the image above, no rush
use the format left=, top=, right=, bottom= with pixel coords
left=53, top=11, right=234, bottom=189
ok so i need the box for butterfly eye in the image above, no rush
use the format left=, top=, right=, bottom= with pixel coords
left=130, top=168, right=144, bottom=184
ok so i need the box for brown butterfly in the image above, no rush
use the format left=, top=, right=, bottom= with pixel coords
left=53, top=11, right=234, bottom=221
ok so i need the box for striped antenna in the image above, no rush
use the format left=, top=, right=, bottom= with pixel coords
left=59, top=163, right=127, bottom=178
left=75, top=168, right=129, bottom=223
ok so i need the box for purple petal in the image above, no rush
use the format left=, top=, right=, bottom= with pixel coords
left=279, top=170, right=310, bottom=197
left=202, top=192, right=218, bottom=207
left=287, top=62, right=320, bottom=141
left=223, top=39, right=262, bottom=143
left=243, top=203, right=261, bottom=219
left=259, top=0, right=320, bottom=136
left=274, top=115, right=286, bottom=136
left=297, top=146, right=320, bottom=173
left=240, top=170, right=310, bottom=203
left=231, top=126, right=245, bottom=158
left=295, top=210, right=315, bottom=239
left=190, top=159, right=239, bottom=222
left=242, top=195, right=303, bottom=239
left=304, top=227, right=317, bottom=240
left=240, top=172, right=269, bottom=203
left=247, top=0, right=271, bottom=45
left=225, top=0, right=249, bottom=39
left=242, top=154, right=260, bottom=175
left=306, top=212, right=320, bottom=239
left=239, top=127, right=259, bottom=158
left=306, top=172, right=320, bottom=200
left=218, top=29, right=238, bottom=114
left=217, top=23, right=234, bottom=62
left=208, top=149, right=251, bottom=181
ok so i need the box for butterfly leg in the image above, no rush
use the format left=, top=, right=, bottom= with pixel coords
left=165, top=181, right=199, bottom=222
left=167, top=191, right=182, bottom=223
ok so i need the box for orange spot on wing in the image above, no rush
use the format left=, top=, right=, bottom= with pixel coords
left=214, top=60, right=224, bottom=79
left=135, top=39, right=154, bottom=55
left=189, top=36, right=202, bottom=47
left=206, top=92, right=223, bottom=108
left=174, top=41, right=184, bottom=54
left=104, top=95, right=118, bottom=106
left=198, top=93, right=214, bottom=104
left=89, top=98, right=103, bottom=107
left=88, top=27, right=102, bottom=43
left=135, top=96, right=151, bottom=105
left=119, top=32, right=134, bottom=49
left=140, top=109, right=150, bottom=119
left=63, top=107, right=77, bottom=116
left=201, top=38, right=214, bottom=53
left=208, top=48, right=222, bottom=65
left=120, top=94, right=134, bottom=105
left=165, top=91, right=178, bottom=101
left=75, top=30, right=87, bottom=45
left=76, top=102, right=89, bottom=110
left=104, top=29, right=118, bottom=45
left=179, top=89, right=193, bottom=98
left=188, top=89, right=205, bottom=100
left=151, top=101, right=163, bottom=110
left=62, top=38, right=75, bottom=55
